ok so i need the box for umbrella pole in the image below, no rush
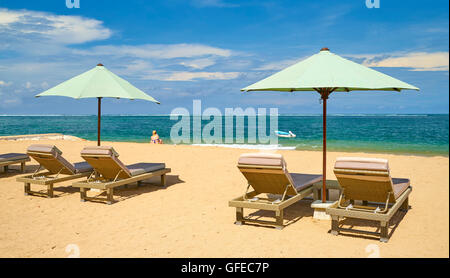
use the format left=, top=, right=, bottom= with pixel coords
left=97, top=97, right=102, bottom=146
left=322, top=93, right=327, bottom=203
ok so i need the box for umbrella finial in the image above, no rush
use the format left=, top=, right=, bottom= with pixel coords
left=320, top=47, right=330, bottom=52
left=97, top=63, right=104, bottom=67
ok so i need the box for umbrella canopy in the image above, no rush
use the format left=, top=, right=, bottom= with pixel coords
left=37, top=64, right=160, bottom=145
left=242, top=48, right=419, bottom=92
left=242, top=48, right=419, bottom=202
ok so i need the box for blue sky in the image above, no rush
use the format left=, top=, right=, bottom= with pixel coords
left=0, top=0, right=448, bottom=115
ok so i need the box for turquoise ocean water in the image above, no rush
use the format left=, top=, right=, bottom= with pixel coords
left=0, top=114, right=448, bottom=156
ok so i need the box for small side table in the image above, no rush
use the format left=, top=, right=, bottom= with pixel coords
left=311, top=180, right=341, bottom=220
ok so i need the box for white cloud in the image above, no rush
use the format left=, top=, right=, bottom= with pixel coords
left=255, top=58, right=305, bottom=71
left=0, top=8, right=112, bottom=44
left=191, top=0, right=239, bottom=8
left=0, top=9, right=21, bottom=24
left=75, top=43, right=232, bottom=59
left=0, top=9, right=243, bottom=85
left=0, top=80, right=12, bottom=86
left=0, top=97, right=22, bottom=108
left=349, top=52, right=449, bottom=71
left=256, top=51, right=449, bottom=72
left=161, top=71, right=240, bottom=81
left=121, top=60, right=153, bottom=74
left=180, top=58, right=216, bottom=69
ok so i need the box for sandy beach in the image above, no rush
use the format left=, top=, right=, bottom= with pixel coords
left=0, top=139, right=448, bottom=258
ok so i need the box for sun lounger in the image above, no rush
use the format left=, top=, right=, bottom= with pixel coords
left=0, top=153, right=30, bottom=174
left=229, top=153, right=322, bottom=229
left=72, top=146, right=171, bottom=204
left=16, top=144, right=93, bottom=198
left=326, top=157, right=412, bottom=242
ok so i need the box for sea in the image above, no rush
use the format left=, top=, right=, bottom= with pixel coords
left=0, top=114, right=448, bottom=156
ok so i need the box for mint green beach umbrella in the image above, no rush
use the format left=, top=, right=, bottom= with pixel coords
left=242, top=48, right=419, bottom=203
left=36, top=64, right=160, bottom=146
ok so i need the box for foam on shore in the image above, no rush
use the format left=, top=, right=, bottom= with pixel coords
left=0, top=133, right=84, bottom=141
left=191, top=143, right=296, bottom=150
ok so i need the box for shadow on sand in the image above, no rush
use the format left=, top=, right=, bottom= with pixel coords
left=0, top=164, right=41, bottom=177
left=328, top=207, right=411, bottom=241
left=241, top=198, right=315, bottom=229
left=16, top=167, right=185, bottom=201
left=81, top=174, right=185, bottom=204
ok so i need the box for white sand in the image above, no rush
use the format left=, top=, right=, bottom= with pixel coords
left=0, top=139, right=448, bottom=257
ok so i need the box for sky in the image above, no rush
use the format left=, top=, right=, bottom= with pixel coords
left=0, top=0, right=448, bottom=115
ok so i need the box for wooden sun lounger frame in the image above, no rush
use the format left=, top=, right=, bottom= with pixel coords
left=0, top=157, right=30, bottom=174
left=17, top=170, right=91, bottom=198
left=229, top=164, right=321, bottom=229
left=16, top=148, right=93, bottom=198
left=72, top=168, right=171, bottom=204
left=326, top=168, right=412, bottom=243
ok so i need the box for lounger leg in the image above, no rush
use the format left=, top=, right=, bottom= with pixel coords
left=400, top=197, right=409, bottom=212
left=380, top=221, right=389, bottom=243
left=106, top=188, right=114, bottom=205
left=235, top=207, right=244, bottom=225
left=21, top=162, right=25, bottom=173
left=330, top=216, right=339, bottom=236
left=313, top=187, right=320, bottom=200
left=275, top=210, right=284, bottom=230
left=24, top=183, right=30, bottom=196
left=47, top=184, right=54, bottom=198
left=161, top=174, right=166, bottom=187
left=80, top=188, right=87, bottom=202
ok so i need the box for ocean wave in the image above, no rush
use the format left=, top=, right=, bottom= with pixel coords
left=0, top=113, right=440, bottom=117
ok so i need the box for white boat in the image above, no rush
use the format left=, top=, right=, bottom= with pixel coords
left=274, top=130, right=296, bottom=138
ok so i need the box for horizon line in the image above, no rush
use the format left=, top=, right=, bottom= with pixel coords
left=0, top=113, right=448, bottom=117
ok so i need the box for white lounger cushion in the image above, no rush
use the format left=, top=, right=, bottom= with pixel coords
left=27, top=144, right=77, bottom=174
left=81, top=146, right=165, bottom=178
left=81, top=146, right=120, bottom=157
left=238, top=153, right=322, bottom=193
left=73, top=162, right=94, bottom=173
left=290, top=173, right=323, bottom=191
left=81, top=146, right=131, bottom=177
left=238, top=153, right=287, bottom=168
left=335, top=157, right=409, bottom=200
left=127, top=163, right=166, bottom=176
left=0, top=153, right=29, bottom=162
left=27, top=144, right=63, bottom=156
left=335, top=157, right=389, bottom=172
left=392, top=178, right=410, bottom=199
